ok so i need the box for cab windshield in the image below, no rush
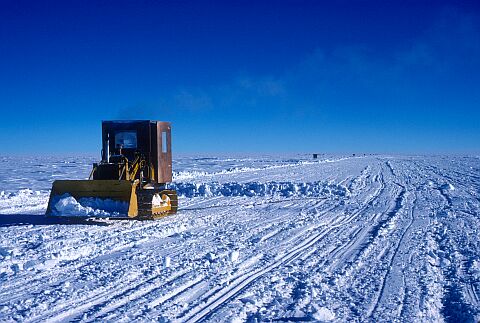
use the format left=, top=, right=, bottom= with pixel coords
left=115, top=131, right=137, bottom=149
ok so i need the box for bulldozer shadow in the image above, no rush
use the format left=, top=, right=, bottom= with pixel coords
left=0, top=214, right=112, bottom=227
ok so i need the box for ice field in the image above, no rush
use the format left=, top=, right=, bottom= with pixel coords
left=1, top=154, right=480, bottom=322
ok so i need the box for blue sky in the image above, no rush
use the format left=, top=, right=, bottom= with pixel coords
left=1, top=0, right=479, bottom=154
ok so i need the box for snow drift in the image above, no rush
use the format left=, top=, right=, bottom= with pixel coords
left=170, top=181, right=348, bottom=198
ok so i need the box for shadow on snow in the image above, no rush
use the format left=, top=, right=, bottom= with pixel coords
left=0, top=214, right=112, bottom=227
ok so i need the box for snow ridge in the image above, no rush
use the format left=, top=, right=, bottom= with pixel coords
left=169, top=181, right=348, bottom=198
left=173, top=157, right=354, bottom=181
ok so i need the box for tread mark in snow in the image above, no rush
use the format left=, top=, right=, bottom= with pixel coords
left=368, top=191, right=415, bottom=319
left=326, top=173, right=386, bottom=270
left=354, top=184, right=406, bottom=262
left=180, top=225, right=339, bottom=322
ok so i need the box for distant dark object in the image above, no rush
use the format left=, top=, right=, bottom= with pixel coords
left=353, top=153, right=356, bottom=156
left=313, top=154, right=318, bottom=159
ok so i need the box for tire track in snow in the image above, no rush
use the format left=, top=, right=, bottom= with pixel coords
left=36, top=203, right=238, bottom=320
left=157, top=200, right=338, bottom=321
left=310, top=161, right=414, bottom=319
left=365, top=161, right=436, bottom=320
left=91, top=274, right=205, bottom=321
left=286, top=167, right=384, bottom=281
left=17, top=198, right=254, bottom=321
left=367, top=191, right=416, bottom=318
left=177, top=195, right=379, bottom=322
left=179, top=225, right=337, bottom=322
left=39, top=270, right=192, bottom=323
left=63, top=200, right=324, bottom=321
left=352, top=184, right=406, bottom=264
left=324, top=171, right=387, bottom=271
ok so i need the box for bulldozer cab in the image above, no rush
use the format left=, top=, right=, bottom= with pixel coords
left=95, top=120, right=172, bottom=184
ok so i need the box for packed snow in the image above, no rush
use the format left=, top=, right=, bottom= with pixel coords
left=0, top=154, right=480, bottom=322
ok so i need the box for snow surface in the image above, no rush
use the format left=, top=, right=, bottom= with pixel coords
left=1, top=154, right=480, bottom=322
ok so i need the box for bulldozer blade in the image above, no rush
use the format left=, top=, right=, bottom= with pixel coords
left=46, top=180, right=139, bottom=217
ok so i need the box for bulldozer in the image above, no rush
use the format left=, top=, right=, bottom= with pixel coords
left=46, top=120, right=178, bottom=219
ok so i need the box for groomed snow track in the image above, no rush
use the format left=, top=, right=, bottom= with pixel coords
left=0, top=155, right=480, bottom=322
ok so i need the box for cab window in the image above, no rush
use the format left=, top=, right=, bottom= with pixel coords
left=115, top=131, right=137, bottom=149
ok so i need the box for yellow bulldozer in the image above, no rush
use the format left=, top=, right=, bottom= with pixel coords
left=46, top=120, right=178, bottom=219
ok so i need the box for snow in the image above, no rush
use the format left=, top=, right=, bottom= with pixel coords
left=312, top=305, right=335, bottom=321
left=0, top=154, right=480, bottom=322
left=171, top=180, right=348, bottom=198
left=51, top=194, right=129, bottom=217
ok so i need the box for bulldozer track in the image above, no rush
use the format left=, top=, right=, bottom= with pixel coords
left=136, top=189, right=178, bottom=219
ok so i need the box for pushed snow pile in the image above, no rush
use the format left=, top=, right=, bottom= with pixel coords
left=170, top=181, right=348, bottom=198
left=174, top=160, right=330, bottom=181
left=173, top=166, right=270, bottom=181
left=50, top=194, right=128, bottom=217
left=172, top=156, right=353, bottom=181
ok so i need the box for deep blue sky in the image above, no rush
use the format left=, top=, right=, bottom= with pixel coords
left=1, top=0, right=479, bottom=154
